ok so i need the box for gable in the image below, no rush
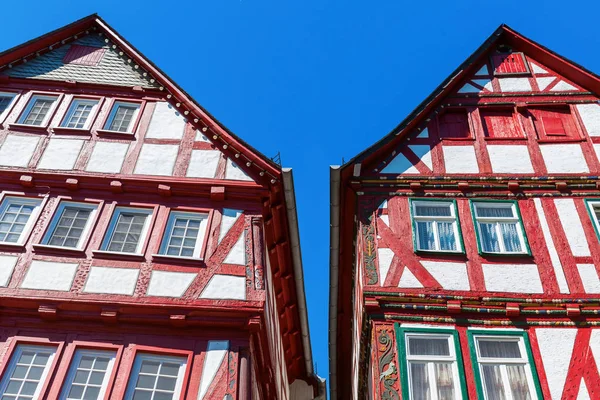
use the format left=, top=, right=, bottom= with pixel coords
left=2, top=32, right=158, bottom=88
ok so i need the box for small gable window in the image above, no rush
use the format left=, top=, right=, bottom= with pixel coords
left=491, top=52, right=529, bottom=75
left=438, top=109, right=471, bottom=139
left=480, top=108, right=524, bottom=139
left=529, top=106, right=580, bottom=141
left=63, top=45, right=106, bottom=67
left=18, top=94, right=59, bottom=127
left=60, top=98, right=100, bottom=130
left=0, top=92, right=18, bottom=121
left=103, top=101, right=141, bottom=134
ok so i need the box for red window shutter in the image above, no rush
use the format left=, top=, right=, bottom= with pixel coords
left=63, top=45, right=106, bottom=66
left=491, top=52, right=528, bottom=75
left=439, top=111, right=470, bottom=139
left=480, top=109, right=522, bottom=138
left=530, top=107, right=578, bottom=140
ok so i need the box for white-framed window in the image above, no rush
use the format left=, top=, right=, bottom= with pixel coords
left=60, top=349, right=117, bottom=400
left=0, top=196, right=43, bottom=245
left=159, top=211, right=209, bottom=258
left=17, top=94, right=59, bottom=126
left=0, top=92, right=18, bottom=121
left=403, top=332, right=462, bottom=400
left=100, top=207, right=153, bottom=254
left=410, top=200, right=462, bottom=252
left=471, top=201, right=528, bottom=254
left=472, top=335, right=538, bottom=400
left=124, top=353, right=187, bottom=400
left=103, top=102, right=140, bottom=133
left=61, top=98, right=100, bottom=129
left=0, top=344, right=57, bottom=399
left=41, top=201, right=98, bottom=249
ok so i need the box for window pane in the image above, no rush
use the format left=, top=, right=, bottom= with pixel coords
left=482, top=364, right=506, bottom=400
left=65, top=101, right=96, bottom=129
left=161, top=214, right=206, bottom=257
left=507, top=365, right=532, bottom=400
left=0, top=346, right=55, bottom=400
left=106, top=211, right=148, bottom=253
left=415, top=205, right=452, bottom=217
left=408, top=337, right=450, bottom=356
left=47, top=206, right=92, bottom=248
left=478, top=340, right=522, bottom=359
left=128, top=356, right=183, bottom=400
left=23, top=98, right=54, bottom=126
left=0, top=200, right=39, bottom=244
left=434, top=363, right=455, bottom=400
left=417, top=221, right=435, bottom=250
left=437, top=222, right=457, bottom=251
left=0, top=96, right=14, bottom=115
left=477, top=206, right=514, bottom=218
left=409, top=363, right=431, bottom=400
left=500, top=223, right=522, bottom=252
left=108, top=105, right=137, bottom=132
left=480, top=223, right=500, bottom=253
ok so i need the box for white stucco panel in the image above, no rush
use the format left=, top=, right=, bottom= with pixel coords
left=146, top=270, right=197, bottom=297
left=498, top=77, right=532, bottom=92
left=536, top=328, right=577, bottom=400
left=540, top=144, right=589, bottom=173
left=381, top=153, right=419, bottom=174
left=219, top=209, right=243, bottom=242
left=420, top=261, right=470, bottom=291
left=578, top=381, right=591, bottom=400
left=85, top=142, right=129, bottom=173
left=442, top=146, right=479, bottom=174
left=590, top=330, right=600, bottom=379
left=408, top=145, right=432, bottom=170
left=482, top=264, right=543, bottom=293
left=225, top=158, right=254, bottom=181
left=551, top=80, right=578, bottom=91
left=554, top=198, right=591, bottom=257
left=0, top=255, right=18, bottom=287
left=531, top=63, right=548, bottom=74
left=197, top=340, right=229, bottom=400
left=487, top=145, right=534, bottom=173
left=377, top=248, right=394, bottom=286
left=577, top=104, right=600, bottom=137
left=536, top=77, right=555, bottom=91
left=146, top=102, right=186, bottom=139
left=195, top=130, right=210, bottom=142
left=398, top=268, right=423, bottom=288
left=472, top=79, right=494, bottom=92
left=186, top=150, right=221, bottom=178
left=134, top=144, right=179, bottom=176
left=577, top=264, right=600, bottom=293
left=37, top=138, right=84, bottom=170
left=21, top=260, right=78, bottom=291
left=0, top=135, right=40, bottom=167
left=379, top=215, right=389, bottom=227
left=223, top=232, right=246, bottom=265
left=199, top=275, right=246, bottom=300
left=83, top=266, right=139, bottom=295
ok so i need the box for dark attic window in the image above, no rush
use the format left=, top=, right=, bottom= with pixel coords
left=491, top=52, right=529, bottom=76
left=438, top=109, right=471, bottom=139
left=63, top=45, right=106, bottom=66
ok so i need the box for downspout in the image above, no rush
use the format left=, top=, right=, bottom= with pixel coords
left=282, top=168, right=326, bottom=398
left=328, top=166, right=341, bottom=400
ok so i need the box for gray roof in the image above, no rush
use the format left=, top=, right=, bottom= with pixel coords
left=2, top=34, right=158, bottom=88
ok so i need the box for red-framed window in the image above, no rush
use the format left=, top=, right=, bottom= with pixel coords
left=438, top=109, right=472, bottom=139
left=54, top=95, right=104, bottom=134
left=97, top=98, right=146, bottom=137
left=480, top=108, right=524, bottom=139
left=491, top=52, right=529, bottom=75
left=529, top=106, right=581, bottom=141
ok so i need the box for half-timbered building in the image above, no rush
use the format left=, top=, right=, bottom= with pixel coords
left=330, top=25, right=600, bottom=399
left=0, top=14, right=323, bottom=400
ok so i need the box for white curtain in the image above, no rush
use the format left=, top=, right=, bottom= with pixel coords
left=409, top=338, right=450, bottom=356
left=482, top=364, right=506, bottom=400
left=507, top=365, right=531, bottom=400
left=417, top=221, right=435, bottom=250
left=415, top=205, right=451, bottom=217
left=480, top=223, right=500, bottom=252
left=410, top=363, right=430, bottom=400
left=500, top=223, right=522, bottom=252
left=437, top=222, right=456, bottom=251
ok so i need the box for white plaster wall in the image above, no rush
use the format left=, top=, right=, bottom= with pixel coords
left=420, top=261, right=470, bottom=291
left=540, top=144, right=589, bottom=173
left=197, top=341, right=229, bottom=400
left=0, top=255, right=18, bottom=287
left=379, top=215, right=389, bottom=227
left=195, top=130, right=210, bottom=142
left=551, top=81, right=578, bottom=91
left=0, top=135, right=40, bottom=167
left=37, top=138, right=84, bottom=170
left=146, top=270, right=197, bottom=297
left=186, top=150, right=220, bottom=178
left=219, top=209, right=242, bottom=242
left=408, top=145, right=432, bottom=170
left=85, top=142, right=129, bottom=173
left=199, top=274, right=246, bottom=300
left=21, top=260, right=78, bottom=291
left=83, top=266, right=139, bottom=295
left=487, top=145, right=534, bottom=173
left=442, top=146, right=479, bottom=174
left=577, top=104, right=600, bottom=137
left=554, top=198, right=591, bottom=257
left=536, top=77, right=555, bottom=91
left=381, top=153, right=418, bottom=174
left=498, top=77, right=532, bottom=92
left=133, top=144, right=179, bottom=176
left=146, top=102, right=186, bottom=139
left=482, top=264, right=543, bottom=293
left=290, top=380, right=314, bottom=400
left=531, top=64, right=548, bottom=74
left=398, top=268, right=423, bottom=288
left=225, top=158, right=253, bottom=181
left=577, top=264, right=600, bottom=293
left=536, top=328, right=577, bottom=400
left=578, top=382, right=591, bottom=400
left=223, top=232, right=246, bottom=265
left=377, top=248, right=394, bottom=286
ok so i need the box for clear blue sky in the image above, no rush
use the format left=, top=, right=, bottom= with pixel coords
left=3, top=0, right=600, bottom=384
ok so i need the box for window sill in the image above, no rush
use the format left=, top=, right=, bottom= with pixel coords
left=479, top=251, right=532, bottom=257
left=151, top=254, right=204, bottom=266
left=0, top=242, right=26, bottom=252
left=92, top=250, right=146, bottom=261
left=415, top=249, right=465, bottom=256
left=96, top=129, right=135, bottom=139
left=32, top=244, right=86, bottom=257
left=483, top=137, right=527, bottom=141
left=8, top=123, right=49, bottom=133
left=51, top=126, right=92, bottom=136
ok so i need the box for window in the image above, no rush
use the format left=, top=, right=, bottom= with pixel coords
left=100, top=207, right=153, bottom=254
left=124, top=354, right=187, bottom=400
left=469, top=331, right=541, bottom=400
left=61, top=99, right=100, bottom=130
left=471, top=201, right=529, bottom=255
left=410, top=200, right=463, bottom=253
left=0, top=196, right=43, bottom=245
left=41, top=202, right=98, bottom=249
left=585, top=199, right=600, bottom=241
left=60, top=349, right=116, bottom=400
left=0, top=344, right=57, bottom=399
left=438, top=110, right=471, bottom=139
left=17, top=95, right=58, bottom=126
left=159, top=211, right=209, bottom=258
left=480, top=109, right=523, bottom=139
left=397, top=328, right=466, bottom=400
left=0, top=92, right=17, bottom=121
left=529, top=107, right=579, bottom=141
left=103, top=102, right=140, bottom=133
left=491, top=52, right=529, bottom=75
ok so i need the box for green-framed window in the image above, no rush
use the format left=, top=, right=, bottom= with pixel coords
left=584, top=199, right=600, bottom=241
left=470, top=200, right=531, bottom=256
left=467, top=329, right=543, bottom=400
left=395, top=325, right=468, bottom=400
left=409, top=199, right=464, bottom=254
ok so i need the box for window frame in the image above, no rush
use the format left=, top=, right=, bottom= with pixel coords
left=98, top=99, right=144, bottom=136
left=58, top=348, right=117, bottom=400
left=436, top=108, right=474, bottom=141
left=56, top=96, right=103, bottom=133
left=98, top=205, right=155, bottom=256
left=15, top=93, right=61, bottom=128
left=157, top=210, right=211, bottom=261
left=409, top=198, right=465, bottom=254
left=395, top=325, right=468, bottom=400
left=528, top=105, right=583, bottom=143
left=0, top=193, right=45, bottom=247
left=39, top=200, right=101, bottom=251
left=0, top=90, right=20, bottom=126
left=470, top=200, right=531, bottom=256
left=467, top=329, right=543, bottom=400
left=584, top=198, right=600, bottom=242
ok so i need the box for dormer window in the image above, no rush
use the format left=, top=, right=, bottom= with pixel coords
left=491, top=52, right=529, bottom=75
